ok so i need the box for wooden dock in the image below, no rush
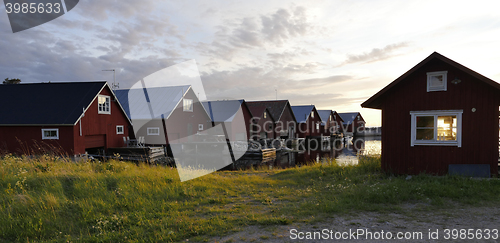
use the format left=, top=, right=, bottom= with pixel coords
left=107, top=147, right=166, bottom=163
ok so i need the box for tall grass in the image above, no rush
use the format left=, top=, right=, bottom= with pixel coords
left=0, top=154, right=499, bottom=242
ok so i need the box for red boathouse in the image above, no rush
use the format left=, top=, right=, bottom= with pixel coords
left=362, top=52, right=500, bottom=176
left=0, top=82, right=132, bottom=156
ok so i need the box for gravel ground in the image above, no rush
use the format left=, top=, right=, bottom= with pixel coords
left=207, top=204, right=500, bottom=242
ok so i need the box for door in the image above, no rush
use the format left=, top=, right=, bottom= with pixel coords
left=85, top=134, right=106, bottom=149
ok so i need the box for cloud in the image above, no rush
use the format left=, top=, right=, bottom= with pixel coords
left=261, top=6, right=309, bottom=46
left=342, top=42, right=410, bottom=65
left=202, top=6, right=313, bottom=61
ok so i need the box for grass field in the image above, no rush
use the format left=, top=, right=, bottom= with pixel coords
left=1, top=154, right=499, bottom=242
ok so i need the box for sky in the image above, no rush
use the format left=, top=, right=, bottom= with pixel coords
left=1, top=0, right=500, bottom=126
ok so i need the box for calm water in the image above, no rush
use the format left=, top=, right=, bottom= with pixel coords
left=232, top=136, right=381, bottom=170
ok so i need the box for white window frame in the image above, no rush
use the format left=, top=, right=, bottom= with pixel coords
left=98, top=95, right=111, bottom=114
left=42, top=128, right=59, bottom=140
left=410, top=110, right=462, bottom=147
left=183, top=99, right=193, bottom=112
left=198, top=124, right=203, bottom=130
left=116, top=125, right=124, bottom=134
left=147, top=127, right=160, bottom=136
left=427, top=71, right=448, bottom=92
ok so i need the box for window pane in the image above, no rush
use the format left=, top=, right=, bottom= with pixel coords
left=437, top=116, right=457, bottom=141
left=416, top=128, right=434, bottom=140
left=429, top=75, right=443, bottom=87
left=416, top=116, right=434, bottom=128
left=183, top=99, right=193, bottom=111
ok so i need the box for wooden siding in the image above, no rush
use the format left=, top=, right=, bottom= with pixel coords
left=163, top=88, right=212, bottom=144
left=73, top=86, right=131, bottom=154
left=381, top=58, right=500, bottom=175
left=0, top=126, right=74, bottom=155
left=250, top=109, right=275, bottom=139
left=276, top=104, right=296, bottom=138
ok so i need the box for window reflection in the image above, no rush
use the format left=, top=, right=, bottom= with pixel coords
left=437, top=116, right=456, bottom=141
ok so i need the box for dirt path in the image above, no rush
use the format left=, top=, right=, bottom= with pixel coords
left=208, top=204, right=500, bottom=242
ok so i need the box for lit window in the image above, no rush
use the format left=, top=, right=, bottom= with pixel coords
left=264, top=112, right=267, bottom=119
left=116, top=125, right=124, bottom=134
left=98, top=95, right=111, bottom=114
left=183, top=99, right=193, bottom=112
left=147, top=127, right=160, bottom=136
left=427, top=71, right=447, bottom=92
left=42, top=129, right=59, bottom=140
left=410, top=110, right=462, bottom=147
left=311, top=111, right=314, bottom=118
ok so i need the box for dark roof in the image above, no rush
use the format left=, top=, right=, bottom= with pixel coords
left=317, top=110, right=332, bottom=123
left=362, top=52, right=500, bottom=109
left=115, top=85, right=191, bottom=120
left=338, top=112, right=363, bottom=124
left=248, top=106, right=275, bottom=122
left=246, top=100, right=297, bottom=123
left=291, top=105, right=315, bottom=123
left=202, top=100, right=246, bottom=122
left=0, top=82, right=108, bottom=125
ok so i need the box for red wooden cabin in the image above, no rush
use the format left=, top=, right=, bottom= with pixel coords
left=291, top=105, right=322, bottom=138
left=0, top=82, right=132, bottom=156
left=317, top=110, right=344, bottom=137
left=338, top=112, right=366, bottom=136
left=246, top=100, right=297, bottom=139
left=115, top=85, right=212, bottom=146
left=362, top=52, right=500, bottom=176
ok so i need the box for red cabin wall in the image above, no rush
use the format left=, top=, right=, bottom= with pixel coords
left=73, top=87, right=131, bottom=154
left=381, top=58, right=500, bottom=175
left=250, top=110, right=275, bottom=140
left=321, top=112, right=343, bottom=136
left=0, top=126, right=74, bottom=155
left=163, top=89, right=212, bottom=144
left=276, top=104, right=297, bottom=138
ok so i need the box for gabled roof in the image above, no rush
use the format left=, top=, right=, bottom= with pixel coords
left=202, top=100, right=246, bottom=122
left=246, top=100, right=297, bottom=123
left=291, top=105, right=315, bottom=123
left=338, top=112, right=363, bottom=124
left=0, top=81, right=129, bottom=126
left=317, top=110, right=332, bottom=122
left=248, top=106, right=275, bottom=122
left=362, top=52, right=500, bottom=109
left=115, top=85, right=191, bottom=120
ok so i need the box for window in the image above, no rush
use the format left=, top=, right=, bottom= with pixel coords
left=183, top=99, right=193, bottom=112
left=42, top=129, right=59, bottom=140
left=311, top=111, right=314, bottom=118
left=198, top=124, right=203, bottom=130
left=427, top=71, right=447, bottom=92
left=410, top=110, right=462, bottom=147
left=98, top=95, right=111, bottom=114
left=116, top=125, right=124, bottom=134
left=264, top=112, right=267, bottom=119
left=147, top=127, right=160, bottom=136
